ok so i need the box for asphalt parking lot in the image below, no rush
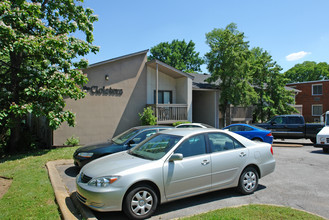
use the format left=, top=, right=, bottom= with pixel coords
left=56, top=139, right=329, bottom=219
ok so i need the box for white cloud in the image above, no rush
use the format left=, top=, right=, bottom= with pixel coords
left=286, top=51, right=311, bottom=61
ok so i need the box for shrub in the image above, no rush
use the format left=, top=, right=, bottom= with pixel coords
left=172, top=121, right=191, bottom=127
left=139, top=107, right=157, bottom=125
left=64, top=135, right=80, bottom=146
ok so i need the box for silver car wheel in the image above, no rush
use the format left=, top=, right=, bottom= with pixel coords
left=131, top=190, right=153, bottom=216
left=243, top=171, right=257, bottom=191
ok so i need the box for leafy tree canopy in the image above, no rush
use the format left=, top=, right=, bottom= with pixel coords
left=0, top=0, right=99, bottom=152
left=148, top=39, right=204, bottom=73
left=205, top=23, right=257, bottom=126
left=249, top=47, right=296, bottom=122
left=284, top=61, right=329, bottom=83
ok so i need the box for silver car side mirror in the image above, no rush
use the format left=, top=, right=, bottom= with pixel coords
left=169, top=153, right=183, bottom=162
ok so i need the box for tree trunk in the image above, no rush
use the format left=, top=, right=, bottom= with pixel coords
left=7, top=117, right=22, bottom=154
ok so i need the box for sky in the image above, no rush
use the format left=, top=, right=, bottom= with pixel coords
left=78, top=0, right=329, bottom=74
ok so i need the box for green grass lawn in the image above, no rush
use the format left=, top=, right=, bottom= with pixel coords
left=0, top=147, right=79, bottom=219
left=0, top=147, right=325, bottom=219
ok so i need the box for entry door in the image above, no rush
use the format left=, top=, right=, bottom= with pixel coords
left=163, top=134, right=211, bottom=199
left=208, top=133, right=248, bottom=189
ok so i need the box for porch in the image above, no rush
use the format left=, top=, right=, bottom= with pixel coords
left=147, top=104, right=188, bottom=124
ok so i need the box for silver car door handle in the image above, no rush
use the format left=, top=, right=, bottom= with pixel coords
left=201, top=160, right=210, bottom=165
left=240, top=152, right=247, bottom=157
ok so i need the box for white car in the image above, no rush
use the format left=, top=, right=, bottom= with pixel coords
left=315, top=111, right=329, bottom=153
left=76, top=128, right=275, bottom=219
left=175, top=123, right=214, bottom=128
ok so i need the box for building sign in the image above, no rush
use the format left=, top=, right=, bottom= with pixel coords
left=83, top=86, right=123, bottom=96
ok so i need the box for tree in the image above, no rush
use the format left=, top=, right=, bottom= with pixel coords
left=0, top=0, right=99, bottom=153
left=284, top=61, right=329, bottom=83
left=205, top=23, right=257, bottom=126
left=148, top=39, right=204, bottom=73
left=249, top=47, right=296, bottom=122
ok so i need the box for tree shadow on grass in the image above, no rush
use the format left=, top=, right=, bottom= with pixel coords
left=0, top=148, right=51, bottom=163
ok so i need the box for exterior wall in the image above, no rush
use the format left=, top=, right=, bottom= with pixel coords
left=287, top=81, right=329, bottom=123
left=146, top=67, right=193, bottom=122
left=53, top=52, right=148, bottom=145
left=192, top=90, right=219, bottom=128
left=146, top=67, right=177, bottom=104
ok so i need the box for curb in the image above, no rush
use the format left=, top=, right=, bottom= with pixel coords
left=47, top=160, right=97, bottom=220
left=46, top=160, right=81, bottom=220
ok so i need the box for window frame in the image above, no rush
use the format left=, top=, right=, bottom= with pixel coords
left=206, top=132, right=245, bottom=153
left=154, top=90, right=173, bottom=104
left=312, top=84, right=323, bottom=96
left=312, top=104, right=323, bottom=116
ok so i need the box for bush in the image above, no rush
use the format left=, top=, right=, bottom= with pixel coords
left=64, top=135, right=80, bottom=146
left=139, top=107, right=157, bottom=125
left=172, top=121, right=191, bottom=127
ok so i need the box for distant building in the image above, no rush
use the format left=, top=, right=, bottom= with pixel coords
left=286, top=80, right=329, bottom=122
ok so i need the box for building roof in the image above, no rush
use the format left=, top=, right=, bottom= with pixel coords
left=146, top=59, right=194, bottom=80
left=87, top=49, right=149, bottom=68
left=286, top=79, right=329, bottom=85
left=192, top=73, right=220, bottom=90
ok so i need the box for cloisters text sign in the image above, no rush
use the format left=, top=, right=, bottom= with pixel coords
left=83, top=86, right=123, bottom=96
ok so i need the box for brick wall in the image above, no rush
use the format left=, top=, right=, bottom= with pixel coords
left=287, top=81, right=329, bottom=123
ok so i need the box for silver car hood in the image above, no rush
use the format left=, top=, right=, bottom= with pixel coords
left=81, top=151, right=151, bottom=177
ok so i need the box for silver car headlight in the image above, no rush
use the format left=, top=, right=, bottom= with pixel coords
left=88, top=176, right=119, bottom=187
left=78, top=152, right=93, bottom=158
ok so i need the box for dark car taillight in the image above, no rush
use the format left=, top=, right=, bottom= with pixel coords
left=266, top=133, right=273, bottom=137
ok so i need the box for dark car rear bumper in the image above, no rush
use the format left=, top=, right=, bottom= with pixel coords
left=314, top=144, right=329, bottom=149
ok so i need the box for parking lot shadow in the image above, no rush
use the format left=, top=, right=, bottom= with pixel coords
left=65, top=166, right=80, bottom=177
left=92, top=185, right=267, bottom=219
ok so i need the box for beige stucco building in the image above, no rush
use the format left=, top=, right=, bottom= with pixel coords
left=52, top=50, right=220, bottom=146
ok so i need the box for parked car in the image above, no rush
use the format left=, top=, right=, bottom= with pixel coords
left=224, top=124, right=273, bottom=144
left=254, top=115, right=323, bottom=143
left=315, top=111, right=329, bottom=153
left=73, top=126, right=172, bottom=167
left=76, top=128, right=276, bottom=219
left=175, top=122, right=214, bottom=128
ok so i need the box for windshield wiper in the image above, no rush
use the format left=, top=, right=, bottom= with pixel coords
left=128, top=151, right=150, bottom=160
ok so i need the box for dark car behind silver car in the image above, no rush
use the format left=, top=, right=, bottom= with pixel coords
left=73, top=125, right=172, bottom=167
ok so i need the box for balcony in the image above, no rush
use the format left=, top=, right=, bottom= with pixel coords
left=147, top=104, right=188, bottom=124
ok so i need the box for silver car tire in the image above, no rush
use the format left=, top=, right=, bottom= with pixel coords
left=238, top=167, right=259, bottom=195
left=123, top=185, right=158, bottom=219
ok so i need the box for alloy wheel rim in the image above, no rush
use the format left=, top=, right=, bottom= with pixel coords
left=131, top=190, right=153, bottom=216
left=243, top=171, right=257, bottom=191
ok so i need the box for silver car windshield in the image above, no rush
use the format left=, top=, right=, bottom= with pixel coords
left=129, top=134, right=182, bottom=160
left=112, top=128, right=139, bottom=145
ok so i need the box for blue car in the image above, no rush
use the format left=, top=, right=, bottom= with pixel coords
left=224, top=123, right=273, bottom=144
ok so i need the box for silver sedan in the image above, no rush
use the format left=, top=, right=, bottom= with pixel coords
left=76, top=128, right=275, bottom=219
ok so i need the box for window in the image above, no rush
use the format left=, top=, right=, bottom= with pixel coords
left=287, top=116, right=303, bottom=124
left=228, top=125, right=253, bottom=132
left=132, top=130, right=157, bottom=145
left=272, top=116, right=286, bottom=124
left=154, top=90, right=172, bottom=104
left=312, top=104, right=323, bottom=116
left=208, top=133, right=244, bottom=152
left=175, top=134, right=206, bottom=158
left=312, top=84, right=323, bottom=95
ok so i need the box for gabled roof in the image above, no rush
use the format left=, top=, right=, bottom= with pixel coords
left=87, top=49, right=149, bottom=68
left=146, top=59, right=194, bottom=80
